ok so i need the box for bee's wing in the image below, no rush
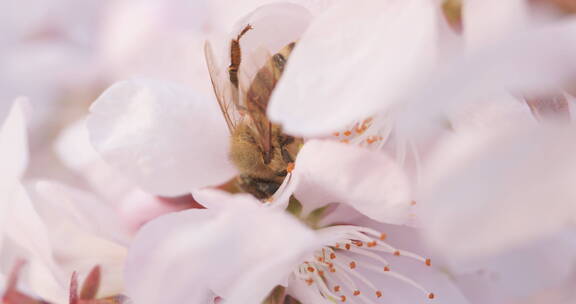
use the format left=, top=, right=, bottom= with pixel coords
left=204, top=40, right=242, bottom=133
left=244, top=55, right=279, bottom=164
left=244, top=43, right=297, bottom=163
left=238, top=46, right=272, bottom=108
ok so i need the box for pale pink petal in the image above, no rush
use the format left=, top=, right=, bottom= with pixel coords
left=1, top=184, right=62, bottom=302
left=125, top=209, right=215, bottom=304
left=420, top=124, right=576, bottom=260
left=317, top=218, right=470, bottom=303
left=125, top=193, right=316, bottom=304
left=0, top=182, right=70, bottom=303
left=224, top=251, right=310, bottom=304
left=462, top=0, right=529, bottom=50
left=0, top=99, right=30, bottom=258
left=234, top=2, right=311, bottom=51
left=118, top=189, right=196, bottom=234
left=28, top=181, right=128, bottom=300
left=446, top=94, right=535, bottom=132
left=4, top=184, right=53, bottom=267
left=87, top=78, right=236, bottom=196
left=55, top=118, right=99, bottom=170
left=381, top=268, right=470, bottom=304
left=207, top=0, right=321, bottom=34
left=395, top=20, right=576, bottom=145
left=204, top=2, right=312, bottom=103
left=293, top=140, right=413, bottom=225
left=0, top=99, right=29, bottom=179
left=286, top=276, right=331, bottom=304
left=0, top=0, right=50, bottom=43
left=33, top=181, right=131, bottom=245
left=191, top=188, right=256, bottom=210
left=452, top=231, right=576, bottom=304
left=0, top=274, right=5, bottom=292
left=55, top=118, right=137, bottom=202
left=100, top=0, right=212, bottom=95
left=268, top=0, right=438, bottom=136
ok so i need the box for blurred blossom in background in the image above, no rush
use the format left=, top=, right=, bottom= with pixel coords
left=2, top=0, right=576, bottom=303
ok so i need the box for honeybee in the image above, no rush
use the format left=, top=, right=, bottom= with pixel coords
left=205, top=25, right=303, bottom=199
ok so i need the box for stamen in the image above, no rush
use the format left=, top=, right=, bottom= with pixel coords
left=349, top=261, right=356, bottom=269
left=297, top=225, right=435, bottom=303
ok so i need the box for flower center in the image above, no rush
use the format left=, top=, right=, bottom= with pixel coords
left=331, top=118, right=389, bottom=148
left=294, top=225, right=434, bottom=302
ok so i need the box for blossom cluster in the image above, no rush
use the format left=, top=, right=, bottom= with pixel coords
left=2, top=0, right=576, bottom=303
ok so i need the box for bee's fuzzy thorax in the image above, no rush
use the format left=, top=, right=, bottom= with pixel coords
left=229, top=121, right=302, bottom=199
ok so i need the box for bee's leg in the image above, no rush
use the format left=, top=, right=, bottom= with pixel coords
left=228, top=24, right=253, bottom=88
left=238, top=175, right=281, bottom=199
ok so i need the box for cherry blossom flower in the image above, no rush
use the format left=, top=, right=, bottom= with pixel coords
left=0, top=100, right=132, bottom=303
left=78, top=0, right=576, bottom=303
left=268, top=0, right=576, bottom=143
left=86, top=2, right=314, bottom=197
left=125, top=183, right=469, bottom=304
left=84, top=1, right=473, bottom=303
left=262, top=0, right=576, bottom=302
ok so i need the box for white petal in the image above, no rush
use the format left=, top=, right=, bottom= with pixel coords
left=87, top=78, right=236, bottom=196
left=269, top=0, right=438, bottom=136
left=125, top=193, right=316, bottom=304
left=293, top=140, right=413, bottom=225
left=420, top=124, right=576, bottom=259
